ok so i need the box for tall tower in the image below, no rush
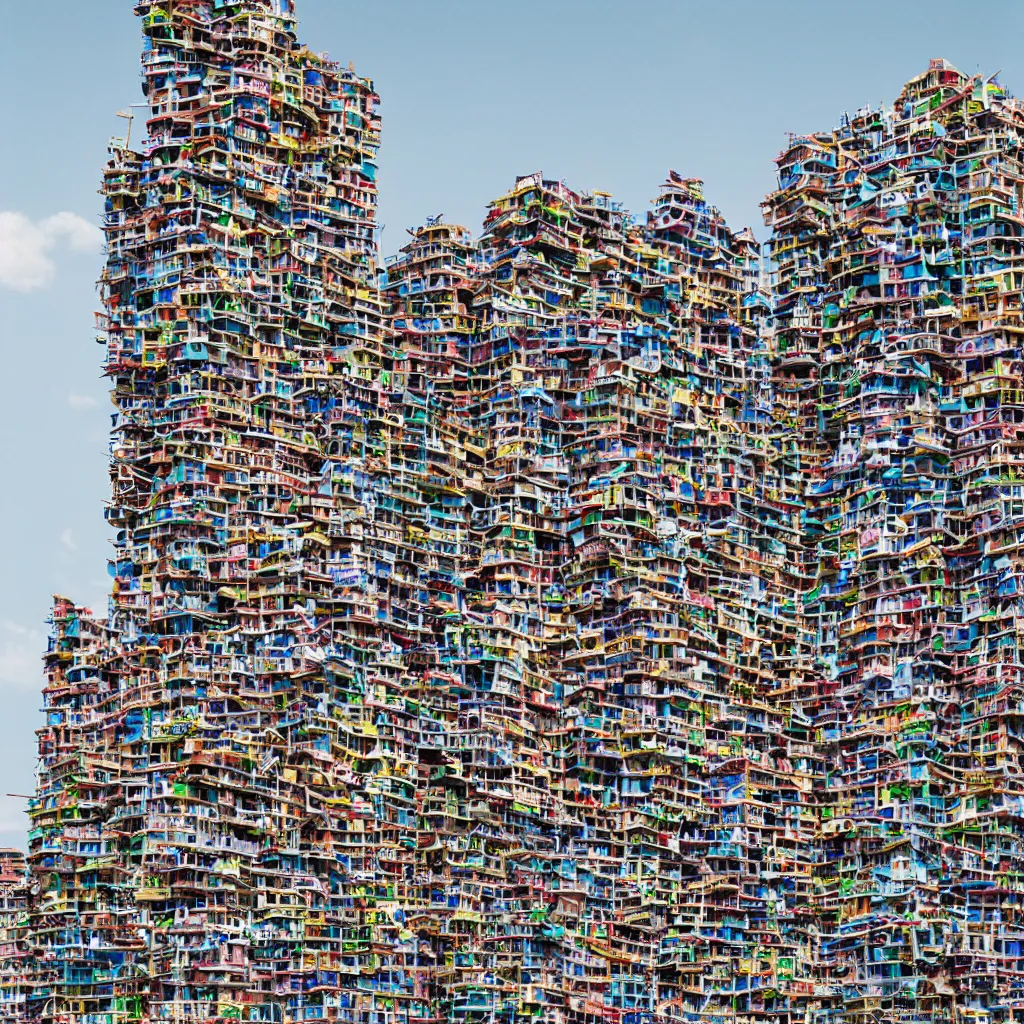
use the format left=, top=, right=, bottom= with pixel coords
left=763, top=58, right=1024, bottom=1023
left=31, top=2, right=389, bottom=1021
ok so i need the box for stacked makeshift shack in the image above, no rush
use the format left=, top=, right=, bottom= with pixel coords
left=14, top=1, right=1024, bottom=1021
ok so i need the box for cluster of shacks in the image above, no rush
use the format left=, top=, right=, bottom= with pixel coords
left=5, top=0, right=1024, bottom=1021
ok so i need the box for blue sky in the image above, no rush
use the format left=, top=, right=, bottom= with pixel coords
left=0, top=0, right=1022, bottom=847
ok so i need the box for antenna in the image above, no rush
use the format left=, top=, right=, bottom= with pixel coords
left=115, top=109, right=134, bottom=148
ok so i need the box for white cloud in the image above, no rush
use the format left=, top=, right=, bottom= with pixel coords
left=0, top=622, right=44, bottom=691
left=68, top=393, right=99, bottom=410
left=59, top=529, right=77, bottom=552
left=0, top=211, right=103, bottom=292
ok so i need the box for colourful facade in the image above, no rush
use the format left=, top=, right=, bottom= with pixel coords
left=10, top=4, right=1024, bottom=1023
